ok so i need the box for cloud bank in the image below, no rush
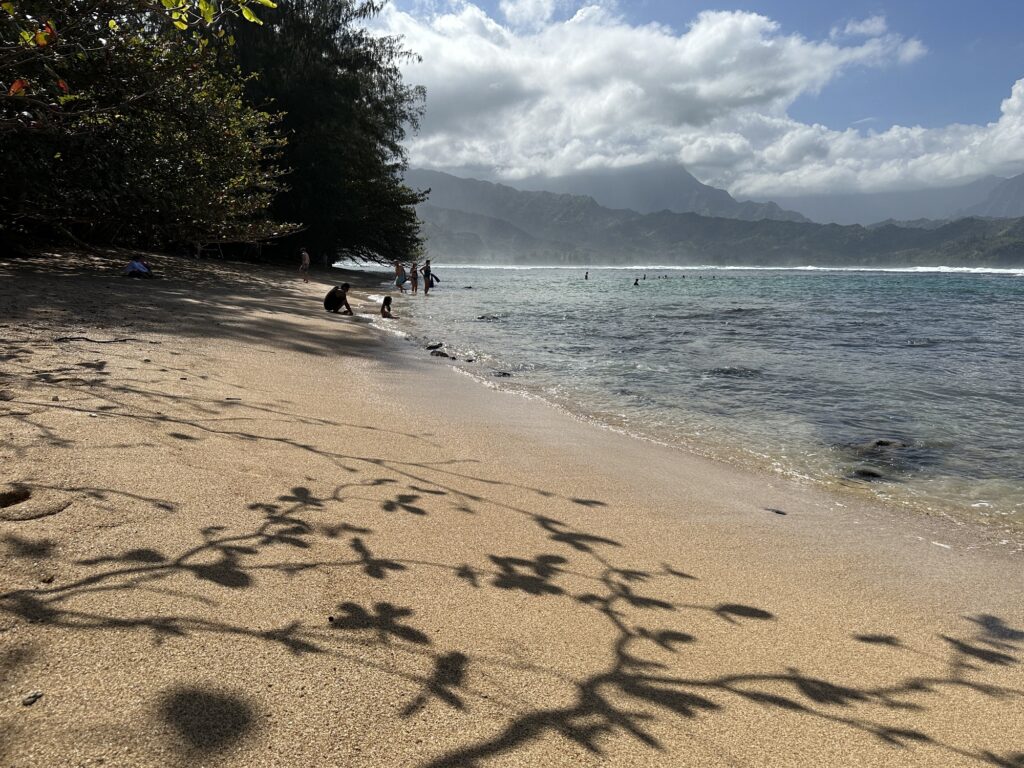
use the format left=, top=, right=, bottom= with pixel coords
left=380, top=3, right=1024, bottom=196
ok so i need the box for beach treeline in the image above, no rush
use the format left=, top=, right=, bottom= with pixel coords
left=0, top=0, right=425, bottom=263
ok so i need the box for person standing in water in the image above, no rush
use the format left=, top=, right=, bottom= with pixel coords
left=393, top=260, right=408, bottom=293
left=421, top=259, right=433, bottom=296
left=585, top=271, right=589, bottom=280
left=299, top=247, right=311, bottom=283
left=633, top=278, right=639, bottom=286
left=410, top=261, right=419, bottom=294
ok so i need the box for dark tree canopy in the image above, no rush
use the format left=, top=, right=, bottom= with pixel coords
left=228, top=0, right=427, bottom=264
left=1, top=0, right=289, bottom=246
left=2, top=0, right=425, bottom=260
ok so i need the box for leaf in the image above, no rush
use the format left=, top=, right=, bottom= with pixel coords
left=19, top=28, right=33, bottom=44
left=8, top=79, right=27, bottom=96
left=173, top=19, right=187, bottom=29
left=34, top=30, right=48, bottom=45
left=2, top=2, right=16, bottom=16
left=253, top=0, right=277, bottom=7
left=239, top=4, right=262, bottom=24
left=107, top=18, right=118, bottom=30
left=198, top=0, right=214, bottom=23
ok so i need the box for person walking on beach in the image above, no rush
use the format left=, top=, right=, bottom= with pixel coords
left=299, top=247, right=311, bottom=282
left=393, top=260, right=408, bottom=293
left=410, top=261, right=419, bottom=294
left=421, top=259, right=433, bottom=296
left=324, top=284, right=352, bottom=315
left=380, top=296, right=395, bottom=318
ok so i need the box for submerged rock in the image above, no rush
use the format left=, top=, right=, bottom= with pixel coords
left=425, top=342, right=444, bottom=350
left=849, top=467, right=887, bottom=481
left=430, top=350, right=451, bottom=358
left=492, top=371, right=512, bottom=378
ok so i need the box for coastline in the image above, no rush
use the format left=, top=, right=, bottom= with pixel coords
left=1, top=251, right=1022, bottom=767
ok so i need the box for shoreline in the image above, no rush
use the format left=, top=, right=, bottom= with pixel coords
left=1, top=251, right=1022, bottom=767
left=361, top=265, right=1024, bottom=551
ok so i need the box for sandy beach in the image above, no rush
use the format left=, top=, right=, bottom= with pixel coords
left=1, top=251, right=1022, bottom=768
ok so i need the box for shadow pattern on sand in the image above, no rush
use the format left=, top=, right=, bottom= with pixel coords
left=2, top=256, right=1023, bottom=765
left=2, top=458, right=1022, bottom=764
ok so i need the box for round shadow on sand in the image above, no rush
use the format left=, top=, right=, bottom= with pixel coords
left=159, top=687, right=255, bottom=752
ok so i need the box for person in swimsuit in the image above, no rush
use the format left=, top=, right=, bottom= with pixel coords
left=421, top=259, right=433, bottom=296
left=381, top=296, right=395, bottom=318
left=299, top=247, right=311, bottom=282
left=324, top=284, right=352, bottom=314
left=410, top=261, right=419, bottom=294
left=393, top=261, right=408, bottom=292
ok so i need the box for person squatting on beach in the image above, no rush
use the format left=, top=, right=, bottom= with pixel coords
left=393, top=260, right=408, bottom=292
left=324, top=284, right=352, bottom=315
left=299, top=247, right=311, bottom=282
left=410, top=261, right=419, bottom=294
left=380, top=296, right=395, bottom=318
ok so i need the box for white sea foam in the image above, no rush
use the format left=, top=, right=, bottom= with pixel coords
left=427, top=264, right=1024, bottom=276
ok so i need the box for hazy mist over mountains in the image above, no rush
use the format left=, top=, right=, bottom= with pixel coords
left=405, top=168, right=1024, bottom=267
left=508, top=163, right=808, bottom=223
left=764, top=176, right=1013, bottom=225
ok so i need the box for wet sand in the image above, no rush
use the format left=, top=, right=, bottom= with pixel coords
left=1, top=251, right=1022, bottom=767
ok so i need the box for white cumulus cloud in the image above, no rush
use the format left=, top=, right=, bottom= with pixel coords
left=379, top=3, right=1023, bottom=196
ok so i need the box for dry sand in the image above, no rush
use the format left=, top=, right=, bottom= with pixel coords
left=1, top=251, right=1022, bottom=768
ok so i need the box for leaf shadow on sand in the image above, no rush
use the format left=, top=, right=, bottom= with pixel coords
left=1, top=274, right=1022, bottom=765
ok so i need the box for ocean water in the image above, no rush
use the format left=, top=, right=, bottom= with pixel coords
left=370, top=265, right=1024, bottom=530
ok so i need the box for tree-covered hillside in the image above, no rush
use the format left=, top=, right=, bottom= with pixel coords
left=410, top=171, right=1024, bottom=266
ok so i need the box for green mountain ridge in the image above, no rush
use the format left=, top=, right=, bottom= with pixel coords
left=409, top=170, right=1024, bottom=266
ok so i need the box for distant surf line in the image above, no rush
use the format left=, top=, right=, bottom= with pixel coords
left=425, top=264, right=1024, bottom=275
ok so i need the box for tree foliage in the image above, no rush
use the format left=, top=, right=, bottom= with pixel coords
left=1, top=1, right=290, bottom=245
left=228, top=0, right=427, bottom=263
left=1, top=0, right=425, bottom=257
left=1, top=0, right=273, bottom=133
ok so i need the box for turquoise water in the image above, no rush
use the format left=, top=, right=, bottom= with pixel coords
left=372, top=266, right=1024, bottom=529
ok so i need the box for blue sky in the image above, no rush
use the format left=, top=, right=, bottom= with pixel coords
left=382, top=1, right=1024, bottom=195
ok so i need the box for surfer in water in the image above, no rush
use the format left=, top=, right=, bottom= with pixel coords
left=421, top=259, right=436, bottom=296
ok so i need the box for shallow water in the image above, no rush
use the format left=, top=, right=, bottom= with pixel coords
left=367, top=265, right=1024, bottom=529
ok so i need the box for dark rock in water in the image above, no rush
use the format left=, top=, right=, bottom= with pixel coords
left=430, top=350, right=451, bottom=358
left=850, top=468, right=886, bottom=481
left=704, top=366, right=762, bottom=379
left=463, top=286, right=474, bottom=289
left=465, top=358, right=476, bottom=363
left=476, top=314, right=501, bottom=321
left=425, top=342, right=444, bottom=350
left=492, top=371, right=512, bottom=378
left=867, top=438, right=910, bottom=450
